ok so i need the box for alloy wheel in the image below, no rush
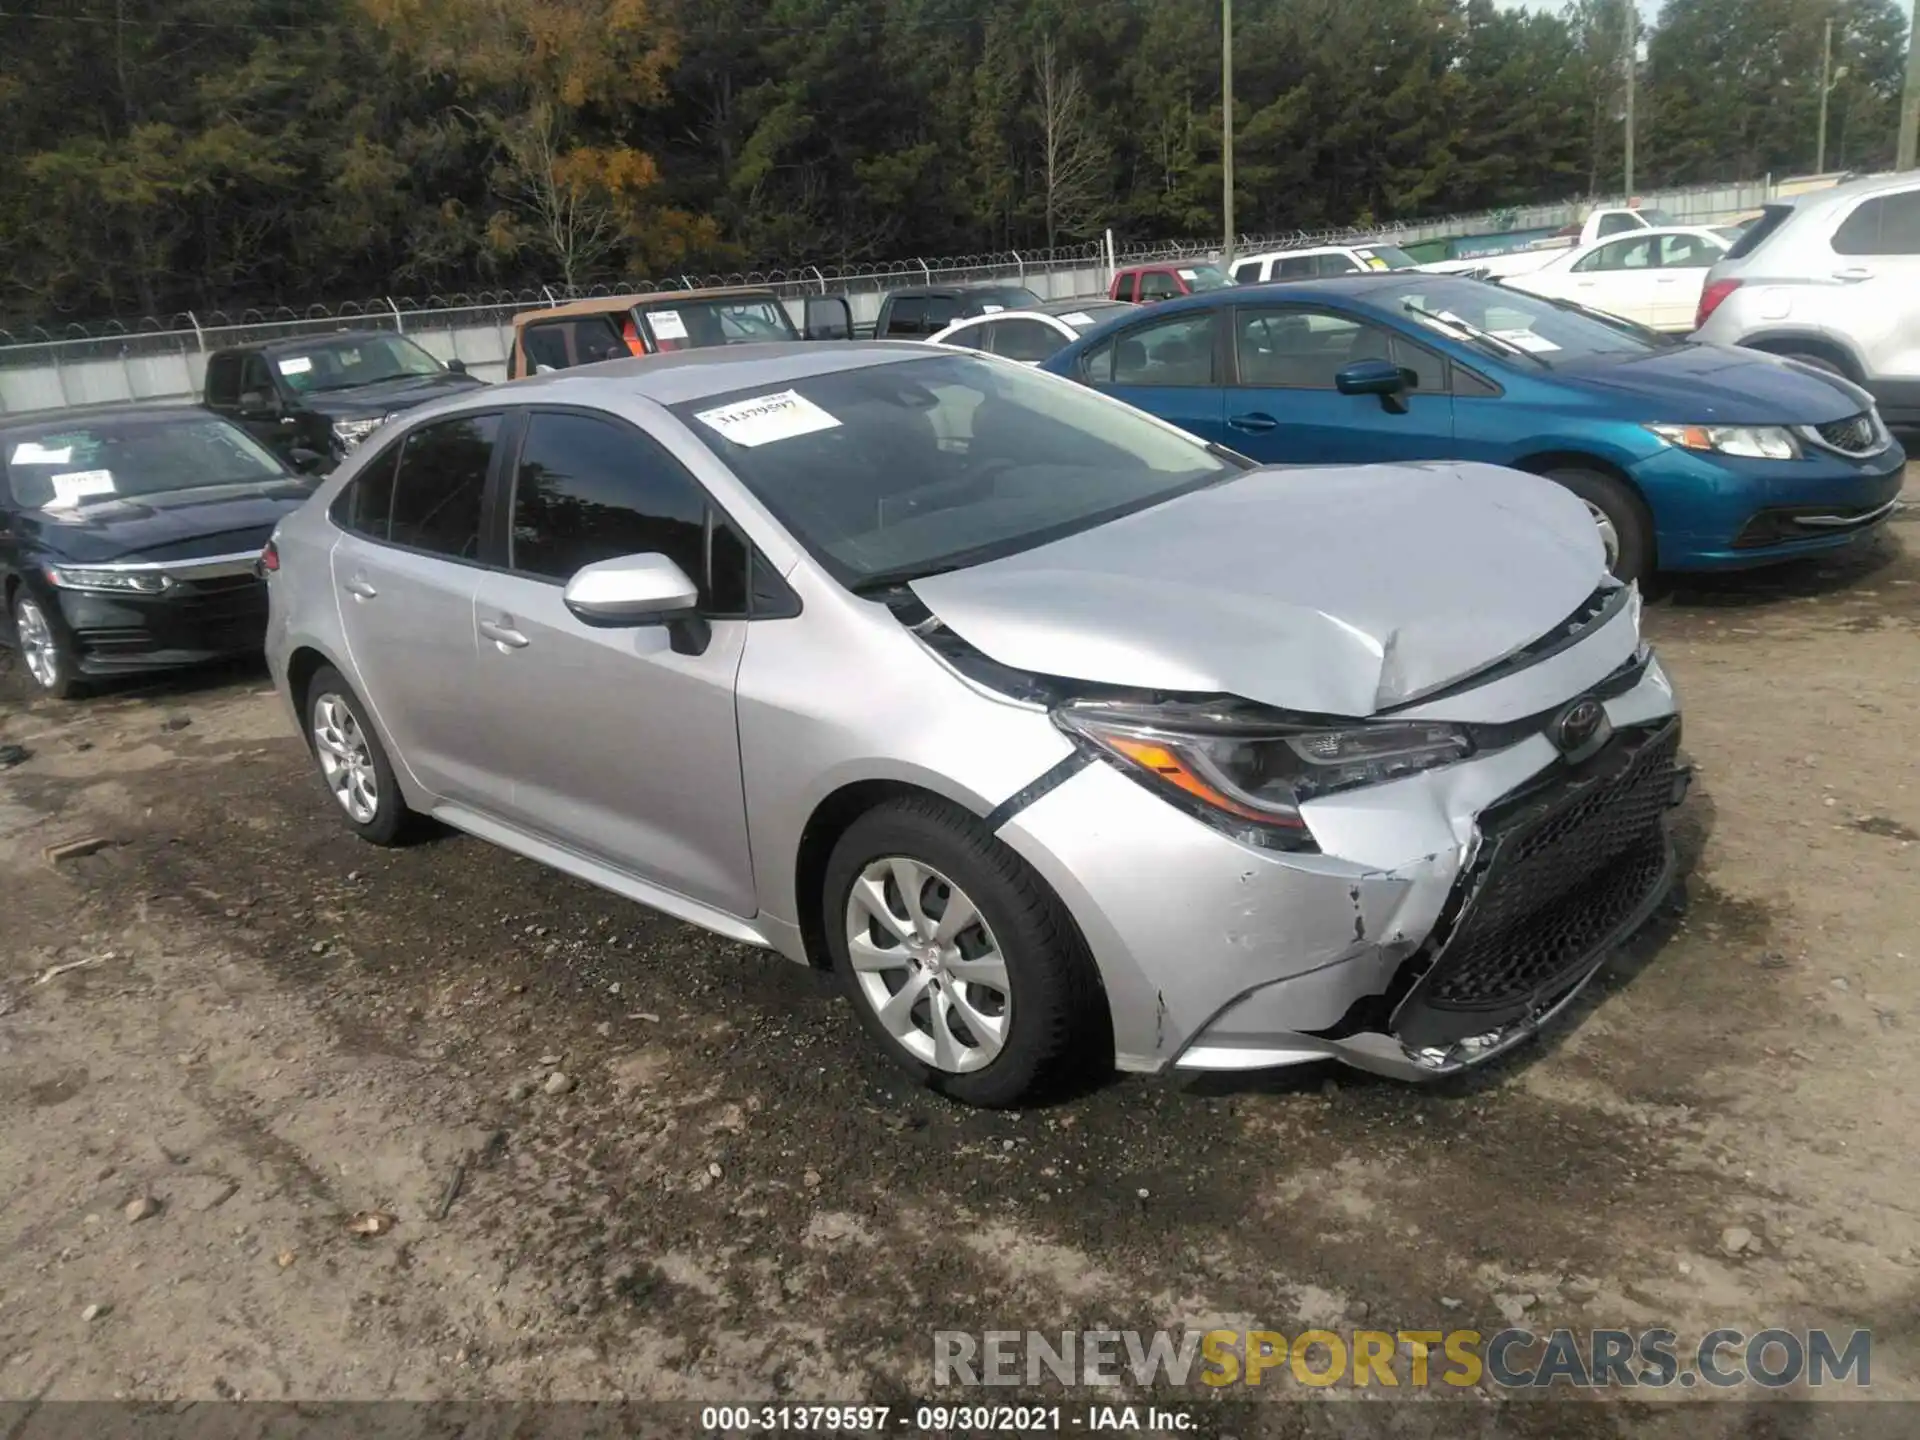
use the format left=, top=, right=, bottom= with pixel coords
left=843, top=856, right=1012, bottom=1074
left=312, top=693, right=379, bottom=825
left=15, top=596, right=60, bottom=692
left=1582, top=498, right=1621, bottom=573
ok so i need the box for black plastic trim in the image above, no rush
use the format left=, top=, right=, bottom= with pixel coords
left=983, top=752, right=1092, bottom=832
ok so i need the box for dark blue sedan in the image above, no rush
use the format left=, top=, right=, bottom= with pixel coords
left=1041, top=274, right=1905, bottom=582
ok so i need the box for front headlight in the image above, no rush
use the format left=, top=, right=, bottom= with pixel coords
left=1645, top=423, right=1800, bottom=460
left=330, top=416, right=386, bottom=450
left=1054, top=701, right=1474, bottom=851
left=43, top=565, right=172, bottom=595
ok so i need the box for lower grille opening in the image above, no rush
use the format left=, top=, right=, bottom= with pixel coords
left=1392, top=720, right=1681, bottom=1050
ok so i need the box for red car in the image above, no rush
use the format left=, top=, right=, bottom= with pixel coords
left=1108, top=261, right=1234, bottom=303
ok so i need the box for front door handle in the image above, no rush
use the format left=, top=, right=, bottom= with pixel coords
left=1228, top=412, right=1278, bottom=433
left=1833, top=266, right=1874, bottom=282
left=478, top=618, right=530, bottom=650
left=343, top=577, right=377, bottom=600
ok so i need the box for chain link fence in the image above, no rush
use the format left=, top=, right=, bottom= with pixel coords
left=0, top=177, right=1773, bottom=414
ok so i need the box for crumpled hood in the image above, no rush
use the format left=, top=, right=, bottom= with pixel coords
left=23, top=479, right=314, bottom=563
left=909, top=462, right=1605, bottom=717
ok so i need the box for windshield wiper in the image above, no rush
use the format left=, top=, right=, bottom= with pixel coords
left=1401, top=302, right=1549, bottom=366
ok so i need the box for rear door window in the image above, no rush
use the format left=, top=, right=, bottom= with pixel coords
left=1138, top=271, right=1180, bottom=302
left=205, top=354, right=241, bottom=406
left=387, top=414, right=501, bottom=561
left=1109, top=312, right=1219, bottom=385
left=521, top=323, right=574, bottom=374
left=986, top=319, right=1065, bottom=363
left=1113, top=274, right=1138, bottom=302
left=1276, top=255, right=1318, bottom=279
left=1231, top=259, right=1265, bottom=284
left=883, top=298, right=927, bottom=337
left=1832, top=190, right=1920, bottom=256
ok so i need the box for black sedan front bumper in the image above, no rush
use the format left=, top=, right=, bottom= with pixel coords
left=43, top=556, right=270, bottom=675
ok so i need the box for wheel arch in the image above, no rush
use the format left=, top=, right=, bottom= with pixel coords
left=1510, top=450, right=1659, bottom=568
left=1736, top=331, right=1866, bottom=382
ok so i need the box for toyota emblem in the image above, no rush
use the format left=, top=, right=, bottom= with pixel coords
left=1552, top=698, right=1610, bottom=759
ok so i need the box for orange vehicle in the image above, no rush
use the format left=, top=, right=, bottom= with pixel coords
left=506, top=286, right=853, bottom=378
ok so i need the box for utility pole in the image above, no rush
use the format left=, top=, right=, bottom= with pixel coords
left=1818, top=17, right=1834, bottom=173
left=1899, top=0, right=1919, bottom=169
left=1222, top=0, right=1236, bottom=266
left=1622, top=0, right=1636, bottom=197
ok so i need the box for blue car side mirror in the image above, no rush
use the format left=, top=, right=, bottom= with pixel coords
left=1336, top=359, right=1415, bottom=414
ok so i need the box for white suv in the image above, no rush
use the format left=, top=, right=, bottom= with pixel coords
left=1693, top=171, right=1920, bottom=428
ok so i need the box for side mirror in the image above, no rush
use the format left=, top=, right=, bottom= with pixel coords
left=563, top=553, right=709, bottom=654
left=289, top=447, right=329, bottom=475
left=804, top=296, right=853, bottom=341
left=1335, top=359, right=1415, bottom=414
left=446, top=357, right=468, bottom=375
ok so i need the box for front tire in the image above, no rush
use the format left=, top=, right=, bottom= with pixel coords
left=10, top=591, right=83, bottom=699
left=823, top=796, right=1107, bottom=1107
left=1541, top=467, right=1654, bottom=585
left=303, top=666, right=418, bottom=845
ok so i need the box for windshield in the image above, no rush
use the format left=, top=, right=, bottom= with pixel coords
left=274, top=335, right=445, bottom=393
left=5, top=416, right=287, bottom=510
left=1637, top=208, right=1677, bottom=227
left=1354, top=246, right=1418, bottom=270
left=674, top=354, right=1237, bottom=588
left=638, top=298, right=799, bottom=351
left=1388, top=277, right=1659, bottom=365
left=1176, top=265, right=1233, bottom=292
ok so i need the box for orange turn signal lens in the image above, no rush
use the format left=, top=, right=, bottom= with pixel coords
left=1105, top=736, right=1284, bottom=826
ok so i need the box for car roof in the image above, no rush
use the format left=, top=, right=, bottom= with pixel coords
left=1778, top=169, right=1920, bottom=215
left=1, top=403, right=217, bottom=436
left=495, top=340, right=945, bottom=408
left=236, top=330, right=398, bottom=357
left=1112, top=260, right=1219, bottom=275
left=1235, top=245, right=1357, bottom=263
left=513, top=286, right=779, bottom=327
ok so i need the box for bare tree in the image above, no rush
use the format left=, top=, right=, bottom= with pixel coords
left=1030, top=38, right=1110, bottom=249
left=486, top=105, right=628, bottom=294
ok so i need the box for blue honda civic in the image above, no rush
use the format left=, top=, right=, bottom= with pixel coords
left=1039, top=274, right=1905, bottom=582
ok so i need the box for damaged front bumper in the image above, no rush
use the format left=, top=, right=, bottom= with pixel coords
left=994, top=651, right=1688, bottom=1081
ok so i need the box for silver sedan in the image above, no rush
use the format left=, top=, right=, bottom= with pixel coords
left=263, top=343, right=1686, bottom=1105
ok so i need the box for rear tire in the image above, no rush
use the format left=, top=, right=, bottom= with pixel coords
left=1541, top=466, right=1654, bottom=585
left=823, top=795, right=1108, bottom=1107
left=303, top=666, right=419, bottom=846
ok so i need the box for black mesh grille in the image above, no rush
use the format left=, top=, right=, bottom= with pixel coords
left=1813, top=414, right=1878, bottom=455
left=1417, top=722, right=1680, bottom=1014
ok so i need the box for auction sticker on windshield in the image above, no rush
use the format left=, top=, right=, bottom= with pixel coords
left=650, top=310, right=689, bottom=341
left=10, top=442, right=72, bottom=465
left=277, top=356, right=313, bottom=376
left=47, top=469, right=115, bottom=508
left=694, top=390, right=841, bottom=448
left=1061, top=312, right=1095, bottom=327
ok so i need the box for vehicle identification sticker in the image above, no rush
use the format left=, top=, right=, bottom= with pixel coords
left=694, top=390, right=841, bottom=448
left=1365, top=256, right=1390, bottom=270
left=277, top=356, right=313, bottom=376
left=10, top=442, right=72, bottom=465
left=1061, top=312, right=1095, bottom=327
left=648, top=310, right=689, bottom=341
left=1178, top=269, right=1197, bottom=280
left=979, top=304, right=1005, bottom=313
left=47, top=469, right=116, bottom=507
left=1490, top=328, right=1563, bottom=353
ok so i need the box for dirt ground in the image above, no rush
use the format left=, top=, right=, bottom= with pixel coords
left=2, top=472, right=1917, bottom=1435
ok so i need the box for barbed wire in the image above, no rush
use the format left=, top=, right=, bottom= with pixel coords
left=0, top=177, right=1771, bottom=353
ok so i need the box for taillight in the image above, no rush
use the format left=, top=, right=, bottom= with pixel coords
left=1696, top=278, right=1741, bottom=330
left=258, top=539, right=280, bottom=576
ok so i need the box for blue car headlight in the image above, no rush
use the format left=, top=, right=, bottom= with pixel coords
left=1645, top=423, right=1801, bottom=460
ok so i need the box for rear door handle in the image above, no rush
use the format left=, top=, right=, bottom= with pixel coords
left=1228, top=412, right=1278, bottom=433
left=343, top=577, right=377, bottom=600
left=1833, top=267, right=1874, bottom=282
left=478, top=618, right=530, bottom=650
